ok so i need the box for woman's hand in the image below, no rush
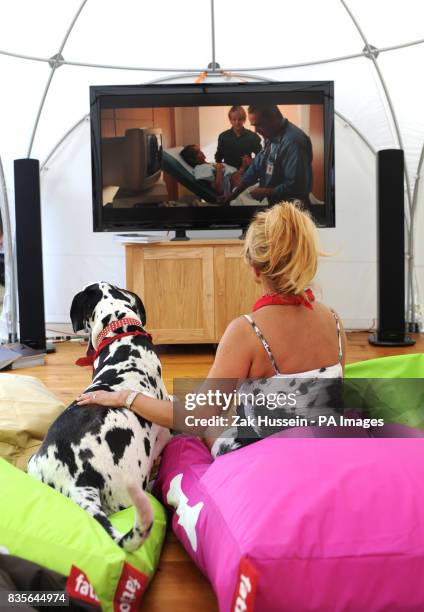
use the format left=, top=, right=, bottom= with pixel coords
left=76, top=389, right=130, bottom=407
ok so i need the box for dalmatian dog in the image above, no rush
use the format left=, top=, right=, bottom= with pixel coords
left=27, top=282, right=171, bottom=551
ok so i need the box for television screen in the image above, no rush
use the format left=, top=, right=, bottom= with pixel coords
left=90, top=82, right=334, bottom=231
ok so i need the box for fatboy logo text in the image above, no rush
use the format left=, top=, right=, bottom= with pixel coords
left=67, top=563, right=148, bottom=611
left=114, top=561, right=149, bottom=612
left=66, top=566, right=100, bottom=607
left=232, top=558, right=258, bottom=612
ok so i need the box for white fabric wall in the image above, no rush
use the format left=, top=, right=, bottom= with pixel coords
left=0, top=0, right=423, bottom=335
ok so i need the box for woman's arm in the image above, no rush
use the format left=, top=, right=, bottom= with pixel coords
left=76, top=388, right=174, bottom=428
left=77, top=317, right=253, bottom=427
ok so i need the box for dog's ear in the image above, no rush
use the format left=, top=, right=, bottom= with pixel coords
left=133, top=294, right=147, bottom=327
left=70, top=284, right=103, bottom=332
left=127, top=290, right=146, bottom=327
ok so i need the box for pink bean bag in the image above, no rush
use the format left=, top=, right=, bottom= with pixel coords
left=155, top=433, right=424, bottom=612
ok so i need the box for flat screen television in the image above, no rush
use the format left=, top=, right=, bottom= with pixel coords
left=90, top=81, right=335, bottom=233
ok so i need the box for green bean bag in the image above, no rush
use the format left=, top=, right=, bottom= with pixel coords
left=0, top=458, right=166, bottom=611
left=345, top=353, right=424, bottom=430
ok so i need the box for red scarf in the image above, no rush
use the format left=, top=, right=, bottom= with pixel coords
left=253, top=288, right=315, bottom=311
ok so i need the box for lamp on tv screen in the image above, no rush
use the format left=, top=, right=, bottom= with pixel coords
left=90, top=82, right=335, bottom=232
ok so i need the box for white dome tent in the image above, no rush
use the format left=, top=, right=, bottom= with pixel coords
left=0, top=0, right=423, bottom=340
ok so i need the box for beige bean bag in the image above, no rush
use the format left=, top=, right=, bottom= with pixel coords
left=0, top=374, right=65, bottom=470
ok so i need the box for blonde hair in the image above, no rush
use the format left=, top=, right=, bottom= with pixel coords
left=244, top=202, right=320, bottom=296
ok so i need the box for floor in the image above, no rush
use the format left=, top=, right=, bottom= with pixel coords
left=13, top=332, right=424, bottom=610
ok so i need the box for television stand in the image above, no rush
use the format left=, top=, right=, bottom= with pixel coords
left=172, top=229, right=190, bottom=241
left=125, top=239, right=263, bottom=344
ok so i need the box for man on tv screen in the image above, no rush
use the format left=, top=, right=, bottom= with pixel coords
left=222, top=105, right=313, bottom=206
left=215, top=105, right=262, bottom=170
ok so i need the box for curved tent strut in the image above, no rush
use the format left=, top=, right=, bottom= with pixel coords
left=0, top=38, right=423, bottom=73
left=40, top=115, right=89, bottom=171
left=26, top=0, right=89, bottom=159
left=339, top=0, right=416, bottom=325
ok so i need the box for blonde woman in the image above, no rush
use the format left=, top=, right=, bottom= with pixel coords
left=77, top=203, right=346, bottom=456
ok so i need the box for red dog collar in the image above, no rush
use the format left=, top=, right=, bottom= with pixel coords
left=96, top=317, right=144, bottom=345
left=76, top=318, right=153, bottom=368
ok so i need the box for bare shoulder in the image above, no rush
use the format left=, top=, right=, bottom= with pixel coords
left=219, top=315, right=254, bottom=346
left=224, top=314, right=250, bottom=333
left=209, top=316, right=253, bottom=379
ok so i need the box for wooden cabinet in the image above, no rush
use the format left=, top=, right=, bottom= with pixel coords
left=125, top=240, right=262, bottom=344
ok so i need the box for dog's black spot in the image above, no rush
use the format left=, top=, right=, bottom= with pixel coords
left=142, top=477, right=147, bottom=489
left=109, top=345, right=133, bottom=363
left=118, top=505, right=126, bottom=511
left=147, top=375, right=158, bottom=390
left=157, top=365, right=161, bottom=376
left=47, top=481, right=54, bottom=488
left=138, top=460, right=142, bottom=467
left=54, top=441, right=77, bottom=477
left=129, top=347, right=142, bottom=358
left=98, top=346, right=144, bottom=376
left=76, top=463, right=105, bottom=489
left=144, top=437, right=151, bottom=457
left=108, top=474, right=112, bottom=480
left=109, top=288, right=131, bottom=303
left=93, top=513, right=114, bottom=535
left=92, top=367, right=124, bottom=388
left=118, top=366, right=149, bottom=378
left=105, top=427, right=134, bottom=464
left=38, top=405, right=107, bottom=453
left=135, top=414, right=148, bottom=429
left=97, top=436, right=101, bottom=444
left=101, top=314, right=112, bottom=327
left=79, top=448, right=94, bottom=462
left=131, top=334, right=156, bottom=354
left=114, top=311, right=127, bottom=320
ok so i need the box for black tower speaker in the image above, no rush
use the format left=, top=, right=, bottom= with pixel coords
left=14, top=159, right=46, bottom=350
left=369, top=149, right=415, bottom=347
